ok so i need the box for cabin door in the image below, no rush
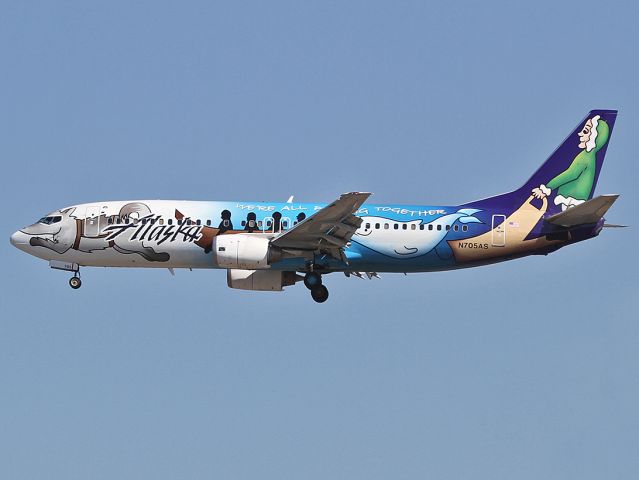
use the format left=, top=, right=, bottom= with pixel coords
left=491, top=214, right=506, bottom=247
left=84, top=206, right=103, bottom=238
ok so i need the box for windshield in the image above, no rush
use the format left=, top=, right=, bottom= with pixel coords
left=38, top=216, right=62, bottom=225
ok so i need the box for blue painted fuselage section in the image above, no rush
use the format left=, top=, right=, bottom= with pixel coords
left=193, top=199, right=588, bottom=273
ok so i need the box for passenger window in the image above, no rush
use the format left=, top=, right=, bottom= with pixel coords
left=159, top=218, right=164, bottom=225
left=446, top=225, right=450, bottom=231
left=462, top=225, right=468, bottom=232
left=375, top=223, right=380, bottom=229
left=241, top=221, right=246, bottom=226
left=365, top=223, right=370, bottom=229
left=419, top=224, right=424, bottom=230
left=403, top=224, right=408, bottom=230
left=206, top=220, right=211, bottom=226
left=384, top=223, right=389, bottom=230
left=454, top=225, right=459, bottom=231
left=428, top=224, right=433, bottom=231
left=394, top=224, right=399, bottom=230
left=411, top=224, right=416, bottom=230
left=197, top=219, right=201, bottom=226
left=168, top=219, right=173, bottom=225
left=437, top=224, right=442, bottom=231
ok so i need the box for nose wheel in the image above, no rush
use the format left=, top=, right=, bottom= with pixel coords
left=304, top=272, right=329, bottom=303
left=69, top=274, right=82, bottom=289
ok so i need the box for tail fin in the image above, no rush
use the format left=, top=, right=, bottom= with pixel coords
left=517, top=109, right=617, bottom=215
left=463, top=110, right=618, bottom=218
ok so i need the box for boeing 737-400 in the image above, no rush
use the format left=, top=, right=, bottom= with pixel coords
left=10, top=110, right=622, bottom=302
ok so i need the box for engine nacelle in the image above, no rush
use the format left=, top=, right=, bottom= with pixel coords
left=227, top=269, right=300, bottom=291
left=213, top=234, right=281, bottom=269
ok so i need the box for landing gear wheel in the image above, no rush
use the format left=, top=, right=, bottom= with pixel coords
left=69, top=276, right=82, bottom=289
left=310, top=285, right=329, bottom=303
left=304, top=272, right=322, bottom=289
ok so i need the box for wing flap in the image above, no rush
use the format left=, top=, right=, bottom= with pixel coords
left=271, top=192, right=371, bottom=251
left=545, top=194, right=619, bottom=227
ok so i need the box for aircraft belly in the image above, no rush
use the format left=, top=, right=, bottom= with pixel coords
left=48, top=244, right=212, bottom=269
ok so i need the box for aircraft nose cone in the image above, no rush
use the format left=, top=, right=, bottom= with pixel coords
left=10, top=230, right=26, bottom=248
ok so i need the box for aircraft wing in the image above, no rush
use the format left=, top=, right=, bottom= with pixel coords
left=545, top=194, right=619, bottom=227
left=271, top=192, right=371, bottom=254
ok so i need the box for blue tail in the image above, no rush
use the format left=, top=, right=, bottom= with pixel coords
left=518, top=109, right=617, bottom=214
left=468, top=110, right=617, bottom=216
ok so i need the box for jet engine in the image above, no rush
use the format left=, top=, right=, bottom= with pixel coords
left=212, top=234, right=282, bottom=270
left=227, top=269, right=301, bottom=291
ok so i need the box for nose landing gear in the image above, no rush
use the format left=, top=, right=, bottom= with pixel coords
left=69, top=273, right=82, bottom=289
left=49, top=261, right=82, bottom=290
left=304, top=272, right=329, bottom=303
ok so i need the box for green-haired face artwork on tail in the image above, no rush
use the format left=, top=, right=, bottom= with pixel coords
left=531, top=115, right=610, bottom=211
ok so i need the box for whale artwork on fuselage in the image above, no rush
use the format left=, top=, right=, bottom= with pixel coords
left=354, top=209, right=483, bottom=258
left=10, top=110, right=623, bottom=303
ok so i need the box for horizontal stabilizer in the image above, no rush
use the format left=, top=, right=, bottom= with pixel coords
left=545, top=194, right=619, bottom=227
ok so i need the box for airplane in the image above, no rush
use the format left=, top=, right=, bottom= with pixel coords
left=10, top=110, right=622, bottom=303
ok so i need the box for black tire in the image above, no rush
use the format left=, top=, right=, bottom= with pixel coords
left=69, top=277, right=82, bottom=289
left=310, top=285, right=329, bottom=303
left=304, top=272, right=322, bottom=290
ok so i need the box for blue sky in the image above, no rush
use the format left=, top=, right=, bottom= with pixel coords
left=1, top=1, right=638, bottom=479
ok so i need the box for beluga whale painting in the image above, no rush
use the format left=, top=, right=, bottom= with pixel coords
left=352, top=209, right=483, bottom=258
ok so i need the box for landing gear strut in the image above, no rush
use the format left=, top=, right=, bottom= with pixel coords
left=304, top=272, right=329, bottom=303
left=69, top=273, right=82, bottom=289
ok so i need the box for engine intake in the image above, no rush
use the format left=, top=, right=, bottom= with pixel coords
left=212, top=234, right=281, bottom=269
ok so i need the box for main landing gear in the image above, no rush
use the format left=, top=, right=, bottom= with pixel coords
left=304, top=272, right=329, bottom=303
left=69, top=272, right=82, bottom=289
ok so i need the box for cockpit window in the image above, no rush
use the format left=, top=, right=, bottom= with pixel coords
left=37, top=215, right=62, bottom=225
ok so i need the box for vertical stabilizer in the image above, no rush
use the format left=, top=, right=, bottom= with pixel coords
left=468, top=110, right=617, bottom=217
